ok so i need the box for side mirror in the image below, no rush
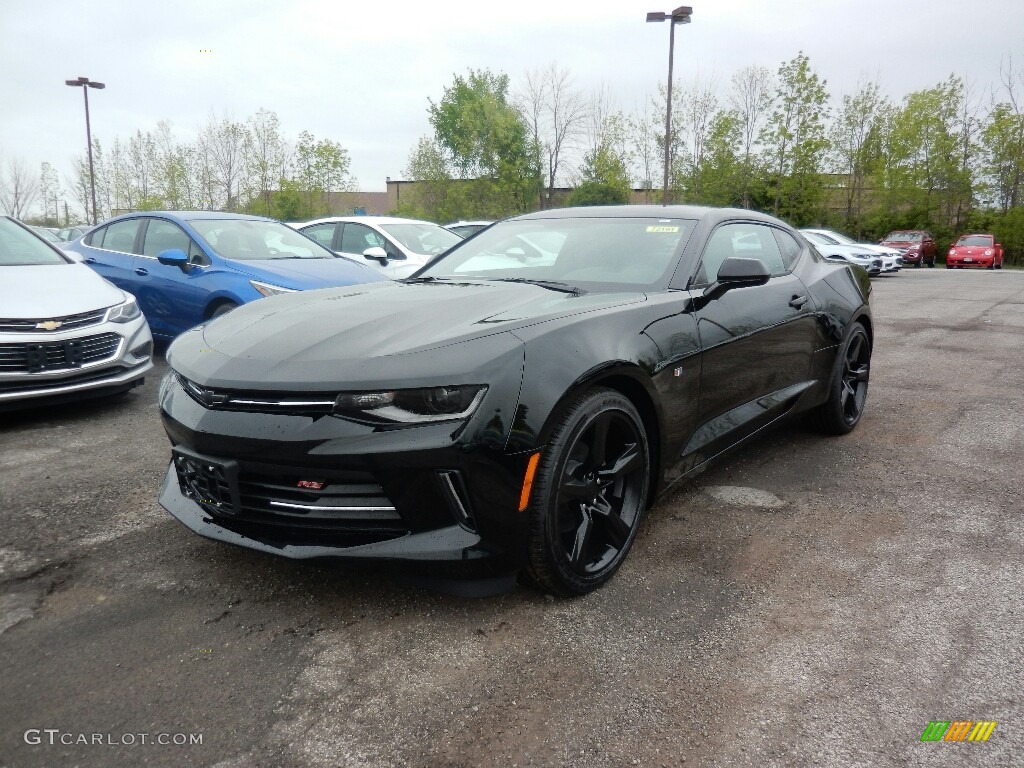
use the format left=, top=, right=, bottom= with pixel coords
left=363, top=246, right=388, bottom=265
left=157, top=248, right=189, bottom=270
left=824, top=253, right=847, bottom=262
left=702, top=257, right=771, bottom=301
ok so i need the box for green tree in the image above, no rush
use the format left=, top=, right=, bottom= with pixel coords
left=830, top=80, right=887, bottom=237
left=568, top=145, right=632, bottom=205
left=418, top=68, right=541, bottom=219
left=761, top=52, right=830, bottom=224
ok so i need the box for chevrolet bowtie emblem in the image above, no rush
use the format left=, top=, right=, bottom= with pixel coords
left=35, top=320, right=63, bottom=331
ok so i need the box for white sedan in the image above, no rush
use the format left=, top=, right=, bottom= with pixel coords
left=0, top=216, right=153, bottom=409
left=803, top=228, right=902, bottom=272
left=292, top=216, right=463, bottom=279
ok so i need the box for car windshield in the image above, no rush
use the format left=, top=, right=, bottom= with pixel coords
left=887, top=231, right=922, bottom=241
left=189, top=219, right=333, bottom=260
left=31, top=227, right=63, bottom=243
left=420, top=217, right=694, bottom=290
left=956, top=235, right=993, bottom=247
left=823, top=230, right=856, bottom=245
left=379, top=223, right=462, bottom=256
left=802, top=231, right=832, bottom=246
left=0, top=218, right=70, bottom=266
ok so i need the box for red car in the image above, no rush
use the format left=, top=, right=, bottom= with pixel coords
left=880, top=229, right=937, bottom=267
left=946, top=233, right=1004, bottom=269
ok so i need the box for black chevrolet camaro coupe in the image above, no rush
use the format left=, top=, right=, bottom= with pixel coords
left=159, top=206, right=872, bottom=595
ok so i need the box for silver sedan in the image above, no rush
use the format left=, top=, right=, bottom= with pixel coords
left=0, top=216, right=153, bottom=409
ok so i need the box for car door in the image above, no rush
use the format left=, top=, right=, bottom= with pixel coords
left=338, top=222, right=407, bottom=278
left=79, top=218, right=144, bottom=292
left=686, top=221, right=819, bottom=460
left=132, top=217, right=206, bottom=338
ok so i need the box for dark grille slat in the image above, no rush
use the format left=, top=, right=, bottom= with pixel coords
left=173, top=450, right=407, bottom=543
left=0, top=333, right=120, bottom=374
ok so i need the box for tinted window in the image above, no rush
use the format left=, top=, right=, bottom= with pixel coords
left=142, top=219, right=191, bottom=257
left=695, top=222, right=786, bottom=284
left=773, top=229, right=803, bottom=269
left=302, top=223, right=337, bottom=249
left=102, top=219, right=143, bottom=254
left=0, top=218, right=71, bottom=266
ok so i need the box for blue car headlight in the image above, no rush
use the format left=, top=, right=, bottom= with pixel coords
left=250, top=280, right=297, bottom=297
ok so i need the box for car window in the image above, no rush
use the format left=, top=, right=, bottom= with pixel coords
left=0, top=218, right=70, bottom=266
left=956, top=235, right=993, bottom=247
left=379, top=223, right=462, bottom=256
left=189, top=219, right=331, bottom=260
left=302, top=223, right=337, bottom=249
left=773, top=229, right=803, bottom=270
left=424, top=217, right=692, bottom=290
left=142, top=219, right=192, bottom=257
left=695, top=222, right=786, bottom=284
left=340, top=223, right=388, bottom=255
left=101, top=219, right=143, bottom=254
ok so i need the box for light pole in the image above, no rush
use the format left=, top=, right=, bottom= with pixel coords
left=647, top=6, right=692, bottom=205
left=65, top=76, right=105, bottom=225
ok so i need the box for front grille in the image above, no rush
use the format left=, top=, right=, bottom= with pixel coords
left=177, top=375, right=336, bottom=416
left=173, top=449, right=408, bottom=546
left=0, top=308, right=107, bottom=333
left=0, top=333, right=121, bottom=374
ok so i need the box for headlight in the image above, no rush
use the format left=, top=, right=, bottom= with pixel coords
left=105, top=296, right=141, bottom=323
left=984, top=249, right=993, bottom=256
left=949, top=249, right=956, bottom=256
left=250, top=280, right=297, bottom=297
left=333, top=385, right=487, bottom=424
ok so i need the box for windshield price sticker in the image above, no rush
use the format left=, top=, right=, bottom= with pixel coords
left=646, top=225, right=679, bottom=233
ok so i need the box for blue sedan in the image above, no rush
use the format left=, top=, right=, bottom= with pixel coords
left=62, top=211, right=387, bottom=340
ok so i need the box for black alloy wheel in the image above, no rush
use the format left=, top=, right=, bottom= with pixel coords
left=526, top=388, right=650, bottom=595
left=809, top=323, right=871, bottom=435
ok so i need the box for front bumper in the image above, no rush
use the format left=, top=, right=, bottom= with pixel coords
left=947, top=257, right=992, bottom=268
left=157, top=363, right=533, bottom=566
left=0, top=316, right=153, bottom=407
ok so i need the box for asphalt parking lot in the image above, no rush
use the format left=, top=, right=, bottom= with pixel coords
left=1, top=268, right=1022, bottom=768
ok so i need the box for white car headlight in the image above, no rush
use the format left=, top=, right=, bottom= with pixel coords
left=106, top=296, right=141, bottom=323
left=250, top=280, right=297, bottom=297
left=984, top=249, right=993, bottom=256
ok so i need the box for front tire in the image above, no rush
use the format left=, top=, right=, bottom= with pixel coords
left=210, top=301, right=239, bottom=318
left=525, top=388, right=650, bottom=596
left=808, top=323, right=871, bottom=436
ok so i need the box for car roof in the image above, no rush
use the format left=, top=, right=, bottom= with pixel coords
left=295, top=216, right=439, bottom=227
left=101, top=211, right=275, bottom=225
left=444, top=220, right=494, bottom=226
left=515, top=204, right=791, bottom=226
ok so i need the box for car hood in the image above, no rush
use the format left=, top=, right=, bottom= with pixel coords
left=1, top=263, right=125, bottom=318
left=881, top=240, right=918, bottom=249
left=171, top=280, right=645, bottom=388
left=951, top=246, right=987, bottom=254
left=232, top=256, right=386, bottom=287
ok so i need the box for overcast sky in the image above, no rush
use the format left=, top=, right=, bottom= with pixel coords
left=2, top=0, right=1022, bottom=198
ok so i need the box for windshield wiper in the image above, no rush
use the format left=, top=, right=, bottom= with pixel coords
left=401, top=275, right=447, bottom=283
left=490, top=278, right=586, bottom=295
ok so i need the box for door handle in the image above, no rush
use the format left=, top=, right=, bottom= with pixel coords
left=134, top=267, right=149, bottom=276
left=789, top=295, right=808, bottom=309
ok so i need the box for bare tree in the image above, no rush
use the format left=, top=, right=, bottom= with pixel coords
left=729, top=65, right=773, bottom=206
left=245, top=109, right=284, bottom=215
left=629, top=100, right=660, bottom=202
left=38, top=161, right=62, bottom=223
left=199, top=113, right=250, bottom=210
left=518, top=63, right=588, bottom=207
left=0, top=157, right=40, bottom=219
left=678, top=74, right=720, bottom=199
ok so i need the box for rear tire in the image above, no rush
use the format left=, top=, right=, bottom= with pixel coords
left=525, top=388, right=650, bottom=596
left=808, top=323, right=871, bottom=436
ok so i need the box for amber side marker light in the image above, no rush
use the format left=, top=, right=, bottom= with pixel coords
left=518, top=452, right=542, bottom=511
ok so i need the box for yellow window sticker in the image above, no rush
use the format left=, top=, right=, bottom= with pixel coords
left=646, top=225, right=680, bottom=233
